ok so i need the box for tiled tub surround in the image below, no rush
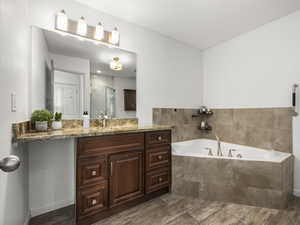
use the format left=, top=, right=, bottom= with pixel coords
left=172, top=139, right=294, bottom=209
left=153, top=107, right=293, bottom=153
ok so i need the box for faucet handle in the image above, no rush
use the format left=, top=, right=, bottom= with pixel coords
left=205, top=147, right=213, bottom=156
left=228, top=149, right=236, bottom=157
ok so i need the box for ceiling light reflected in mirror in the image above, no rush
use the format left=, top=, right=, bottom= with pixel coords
left=110, top=57, right=122, bottom=71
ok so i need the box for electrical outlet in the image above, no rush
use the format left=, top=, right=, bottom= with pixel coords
left=11, top=92, right=17, bottom=112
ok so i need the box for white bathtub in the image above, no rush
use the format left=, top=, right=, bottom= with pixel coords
left=172, top=139, right=291, bottom=162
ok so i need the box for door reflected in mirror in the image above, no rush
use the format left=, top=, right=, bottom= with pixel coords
left=31, top=26, right=137, bottom=120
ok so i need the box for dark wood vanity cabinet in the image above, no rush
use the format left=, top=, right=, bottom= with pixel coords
left=76, top=130, right=171, bottom=225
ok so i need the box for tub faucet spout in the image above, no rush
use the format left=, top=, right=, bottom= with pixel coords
left=215, top=134, right=223, bottom=156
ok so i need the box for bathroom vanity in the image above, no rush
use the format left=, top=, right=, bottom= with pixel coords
left=76, top=130, right=171, bottom=225
left=13, top=123, right=172, bottom=225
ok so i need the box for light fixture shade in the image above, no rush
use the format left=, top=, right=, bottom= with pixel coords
left=109, top=27, right=119, bottom=45
left=77, top=16, right=87, bottom=36
left=56, top=10, right=68, bottom=31
left=94, top=22, right=104, bottom=40
left=110, top=57, right=122, bottom=71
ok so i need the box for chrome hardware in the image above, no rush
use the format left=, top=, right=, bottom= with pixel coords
left=293, top=84, right=299, bottom=116
left=205, top=147, right=213, bottom=156
left=157, top=136, right=162, bottom=141
left=110, top=162, right=113, bottom=176
left=158, top=177, right=163, bottom=182
left=158, top=155, right=163, bottom=160
left=215, top=134, right=223, bottom=157
left=0, top=155, right=20, bottom=172
left=98, top=112, right=109, bottom=128
left=236, top=154, right=243, bottom=158
left=228, top=149, right=236, bottom=157
left=91, top=170, right=97, bottom=176
left=92, top=199, right=97, bottom=205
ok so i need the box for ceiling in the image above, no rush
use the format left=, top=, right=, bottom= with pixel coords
left=43, top=29, right=137, bottom=77
left=76, top=0, right=300, bottom=50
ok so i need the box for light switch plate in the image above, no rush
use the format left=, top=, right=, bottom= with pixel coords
left=11, top=92, right=16, bottom=112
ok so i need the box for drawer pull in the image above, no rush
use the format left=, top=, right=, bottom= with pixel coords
left=110, top=162, right=113, bottom=176
left=158, top=155, right=163, bottom=160
left=92, top=199, right=97, bottom=205
left=158, top=177, right=163, bottom=183
left=157, top=136, right=162, bottom=141
left=91, top=170, right=97, bottom=176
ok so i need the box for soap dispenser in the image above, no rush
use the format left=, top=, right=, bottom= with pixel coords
left=83, top=111, right=90, bottom=129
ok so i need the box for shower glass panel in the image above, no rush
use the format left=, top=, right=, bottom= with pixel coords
left=105, top=87, right=116, bottom=118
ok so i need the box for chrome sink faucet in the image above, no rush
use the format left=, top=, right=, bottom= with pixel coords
left=215, top=134, right=223, bottom=156
left=98, top=112, right=109, bottom=128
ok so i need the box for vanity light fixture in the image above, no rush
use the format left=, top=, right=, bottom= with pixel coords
left=77, top=16, right=87, bottom=36
left=109, top=27, right=120, bottom=45
left=94, top=22, right=104, bottom=41
left=56, top=10, right=68, bottom=31
left=55, top=10, right=120, bottom=47
left=110, top=57, right=123, bottom=71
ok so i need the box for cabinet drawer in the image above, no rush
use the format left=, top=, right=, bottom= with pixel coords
left=78, top=133, right=144, bottom=157
left=77, top=182, right=108, bottom=218
left=146, top=146, right=170, bottom=171
left=146, top=131, right=171, bottom=148
left=77, top=156, right=107, bottom=187
left=146, top=167, right=170, bottom=194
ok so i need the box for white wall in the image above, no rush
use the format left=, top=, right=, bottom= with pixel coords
left=30, top=26, right=50, bottom=113
left=0, top=0, right=30, bottom=225
left=114, top=77, right=136, bottom=118
left=28, top=140, right=75, bottom=217
left=50, top=53, right=90, bottom=113
left=202, top=10, right=300, bottom=195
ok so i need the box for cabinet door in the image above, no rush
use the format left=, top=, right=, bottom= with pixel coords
left=109, top=151, right=144, bottom=207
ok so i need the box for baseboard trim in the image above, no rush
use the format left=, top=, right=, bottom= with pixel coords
left=30, top=199, right=74, bottom=217
left=294, top=189, right=300, bottom=197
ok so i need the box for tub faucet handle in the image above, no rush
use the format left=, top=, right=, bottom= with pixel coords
left=228, top=149, right=236, bottom=157
left=205, top=147, right=213, bottom=156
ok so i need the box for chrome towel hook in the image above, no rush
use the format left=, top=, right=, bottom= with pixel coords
left=0, top=155, right=20, bottom=172
left=293, top=84, right=299, bottom=116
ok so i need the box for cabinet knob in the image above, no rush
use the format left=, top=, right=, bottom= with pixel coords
left=158, top=177, right=163, bottom=182
left=158, top=155, right=163, bottom=160
left=91, top=170, right=97, bottom=176
left=157, top=136, right=162, bottom=141
left=92, top=199, right=97, bottom=205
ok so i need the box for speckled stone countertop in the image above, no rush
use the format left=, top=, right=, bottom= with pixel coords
left=14, top=125, right=172, bottom=143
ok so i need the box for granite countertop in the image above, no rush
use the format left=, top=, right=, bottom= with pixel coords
left=14, top=125, right=172, bottom=143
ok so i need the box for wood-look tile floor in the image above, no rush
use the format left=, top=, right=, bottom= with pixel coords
left=29, top=194, right=300, bottom=225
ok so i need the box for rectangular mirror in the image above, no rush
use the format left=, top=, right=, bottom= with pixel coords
left=31, top=26, right=137, bottom=120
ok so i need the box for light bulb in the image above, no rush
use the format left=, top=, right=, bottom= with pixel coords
left=110, top=57, right=122, bottom=71
left=77, top=16, right=87, bottom=36
left=56, top=10, right=68, bottom=31
left=109, top=27, right=119, bottom=45
left=94, top=22, right=104, bottom=40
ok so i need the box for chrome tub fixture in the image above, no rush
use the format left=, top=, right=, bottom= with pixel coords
left=205, top=147, right=213, bottom=156
left=215, top=134, right=223, bottom=156
left=293, top=84, right=298, bottom=116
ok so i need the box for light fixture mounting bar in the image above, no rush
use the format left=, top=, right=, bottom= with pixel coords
left=55, top=17, right=119, bottom=47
